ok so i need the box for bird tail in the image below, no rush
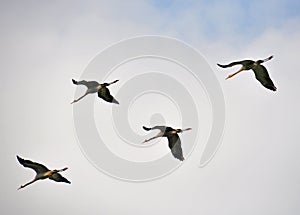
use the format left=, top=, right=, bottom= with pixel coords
left=72, top=79, right=78, bottom=84
left=142, top=126, right=152, bottom=131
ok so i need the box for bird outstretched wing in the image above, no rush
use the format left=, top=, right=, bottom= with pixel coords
left=98, top=87, right=119, bottom=104
left=17, top=155, right=49, bottom=174
left=49, top=173, right=71, bottom=184
left=72, top=79, right=100, bottom=88
left=167, top=134, right=184, bottom=161
left=252, top=65, right=277, bottom=91
left=142, top=126, right=167, bottom=132
left=217, top=60, right=255, bottom=68
left=217, top=61, right=244, bottom=68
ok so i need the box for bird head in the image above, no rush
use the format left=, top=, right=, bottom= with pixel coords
left=60, top=167, right=68, bottom=172
left=54, top=167, right=68, bottom=173
left=257, top=55, right=273, bottom=64
left=256, top=60, right=264, bottom=64
left=175, top=128, right=192, bottom=133
left=101, top=83, right=109, bottom=87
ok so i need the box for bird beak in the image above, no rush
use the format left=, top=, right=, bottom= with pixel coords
left=183, top=128, right=192, bottom=131
left=263, top=55, right=273, bottom=62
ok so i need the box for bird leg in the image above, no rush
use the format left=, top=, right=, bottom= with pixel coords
left=143, top=132, right=163, bottom=143
left=17, top=179, right=36, bottom=190
left=225, top=67, right=244, bottom=80
left=71, top=92, right=89, bottom=104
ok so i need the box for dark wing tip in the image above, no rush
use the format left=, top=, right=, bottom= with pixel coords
left=59, top=177, right=71, bottom=184
left=49, top=173, right=71, bottom=184
left=72, top=79, right=77, bottom=84
left=217, top=63, right=226, bottom=68
left=142, top=126, right=151, bottom=131
left=16, top=155, right=23, bottom=163
left=112, top=98, right=119, bottom=104
left=172, top=152, right=185, bottom=161
left=178, top=157, right=185, bottom=161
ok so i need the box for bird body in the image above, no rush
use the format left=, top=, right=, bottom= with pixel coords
left=142, top=126, right=191, bottom=161
left=17, top=155, right=70, bottom=190
left=217, top=56, right=277, bottom=91
left=71, top=79, right=119, bottom=104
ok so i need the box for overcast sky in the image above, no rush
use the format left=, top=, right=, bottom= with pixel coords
left=1, top=0, right=300, bottom=214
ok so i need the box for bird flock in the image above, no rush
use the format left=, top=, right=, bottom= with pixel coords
left=17, top=55, right=276, bottom=189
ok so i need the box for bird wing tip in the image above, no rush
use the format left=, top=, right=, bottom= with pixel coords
left=142, top=126, right=151, bottom=131
left=113, top=99, right=119, bottom=104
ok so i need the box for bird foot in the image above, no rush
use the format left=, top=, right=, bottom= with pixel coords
left=225, top=75, right=233, bottom=80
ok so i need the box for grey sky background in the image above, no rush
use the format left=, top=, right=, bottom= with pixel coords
left=1, top=0, right=300, bottom=214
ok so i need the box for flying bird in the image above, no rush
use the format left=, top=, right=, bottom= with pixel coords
left=16, top=155, right=70, bottom=190
left=71, top=79, right=119, bottom=104
left=142, top=126, right=192, bottom=161
left=217, top=55, right=277, bottom=91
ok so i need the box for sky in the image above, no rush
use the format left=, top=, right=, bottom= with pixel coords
left=1, top=0, right=300, bottom=214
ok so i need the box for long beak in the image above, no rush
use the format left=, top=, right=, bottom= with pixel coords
left=182, top=128, right=192, bottom=131
left=59, top=167, right=68, bottom=172
left=263, top=55, right=273, bottom=62
left=108, top=80, right=119, bottom=85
